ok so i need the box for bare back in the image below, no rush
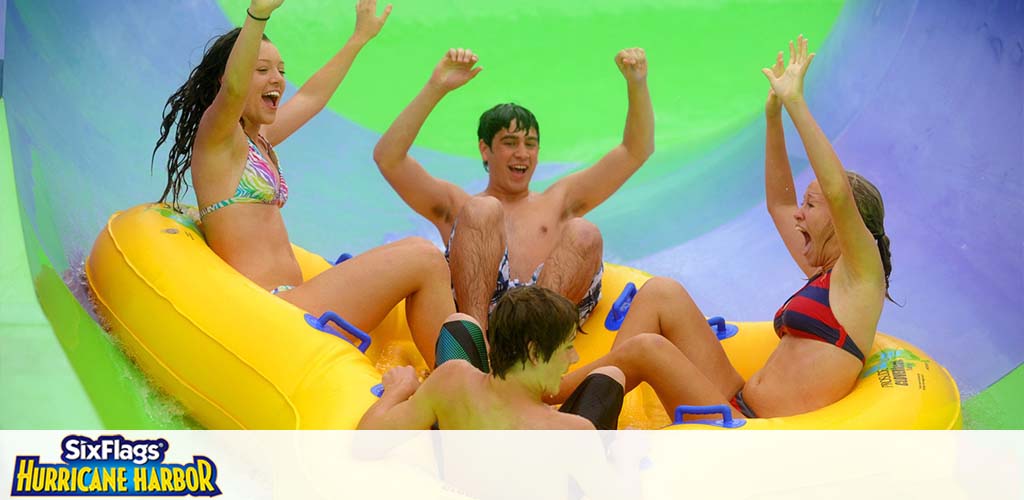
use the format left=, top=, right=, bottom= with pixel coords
left=426, top=361, right=591, bottom=430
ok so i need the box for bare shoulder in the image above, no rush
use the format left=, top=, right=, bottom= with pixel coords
left=448, top=188, right=473, bottom=213
left=433, top=359, right=478, bottom=374
left=541, top=174, right=597, bottom=218
left=428, top=360, right=483, bottom=388
left=538, top=179, right=570, bottom=202
left=413, top=361, right=475, bottom=409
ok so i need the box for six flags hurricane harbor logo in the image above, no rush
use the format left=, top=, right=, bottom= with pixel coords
left=10, top=435, right=221, bottom=496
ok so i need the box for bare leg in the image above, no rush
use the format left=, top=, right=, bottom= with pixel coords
left=549, top=334, right=727, bottom=417
left=536, top=218, right=603, bottom=304
left=589, top=365, right=625, bottom=387
left=613, top=277, right=744, bottom=399
left=278, top=237, right=454, bottom=367
left=448, top=196, right=505, bottom=331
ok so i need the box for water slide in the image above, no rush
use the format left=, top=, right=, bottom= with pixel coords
left=1, top=0, right=1020, bottom=429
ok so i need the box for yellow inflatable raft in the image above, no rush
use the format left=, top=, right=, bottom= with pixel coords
left=572, top=266, right=962, bottom=430
left=86, top=204, right=961, bottom=430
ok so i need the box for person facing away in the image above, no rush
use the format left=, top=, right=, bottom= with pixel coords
left=152, top=0, right=454, bottom=365
left=372, top=47, right=655, bottom=333
left=358, top=286, right=626, bottom=430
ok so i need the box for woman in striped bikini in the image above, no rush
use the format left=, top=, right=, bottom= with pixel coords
left=549, top=35, right=893, bottom=420
left=153, top=0, right=455, bottom=365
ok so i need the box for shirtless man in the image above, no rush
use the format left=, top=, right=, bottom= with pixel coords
left=373, top=48, right=654, bottom=331
left=357, top=286, right=626, bottom=430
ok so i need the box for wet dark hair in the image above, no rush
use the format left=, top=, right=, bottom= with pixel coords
left=152, top=28, right=271, bottom=210
left=846, top=171, right=895, bottom=302
left=477, top=103, right=539, bottom=171
left=487, top=286, right=580, bottom=379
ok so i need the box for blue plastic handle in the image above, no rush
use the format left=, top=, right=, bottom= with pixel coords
left=604, top=282, right=638, bottom=331
left=370, top=383, right=385, bottom=397
left=305, top=311, right=372, bottom=353
left=334, top=252, right=354, bottom=265
left=673, top=404, right=746, bottom=428
left=707, top=316, right=739, bottom=341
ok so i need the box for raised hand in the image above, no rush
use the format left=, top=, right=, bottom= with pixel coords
left=761, top=34, right=816, bottom=104
left=616, top=48, right=648, bottom=83
left=353, top=0, right=392, bottom=43
left=428, top=48, right=483, bottom=93
left=248, top=0, right=284, bottom=19
left=765, top=51, right=785, bottom=117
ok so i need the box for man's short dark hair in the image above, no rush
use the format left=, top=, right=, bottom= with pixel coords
left=487, top=286, right=579, bottom=379
left=477, top=103, right=540, bottom=170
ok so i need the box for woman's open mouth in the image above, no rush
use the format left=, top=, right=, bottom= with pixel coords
left=261, top=90, right=281, bottom=109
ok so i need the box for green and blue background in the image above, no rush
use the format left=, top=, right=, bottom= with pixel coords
left=1, top=0, right=1021, bottom=429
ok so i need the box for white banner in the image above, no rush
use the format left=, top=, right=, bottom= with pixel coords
left=2, top=431, right=1021, bottom=499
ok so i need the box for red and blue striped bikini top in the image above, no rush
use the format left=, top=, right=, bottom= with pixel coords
left=773, top=270, right=865, bottom=363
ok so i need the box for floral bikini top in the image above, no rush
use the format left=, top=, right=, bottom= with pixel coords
left=199, top=136, right=288, bottom=218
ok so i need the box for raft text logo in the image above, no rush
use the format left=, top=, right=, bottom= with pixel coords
left=861, top=348, right=930, bottom=390
left=10, top=435, right=221, bottom=496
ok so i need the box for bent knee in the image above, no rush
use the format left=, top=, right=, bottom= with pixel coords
left=405, top=237, right=446, bottom=259
left=588, top=365, right=625, bottom=388
left=443, top=312, right=479, bottom=327
left=638, top=276, right=687, bottom=301
left=457, top=196, right=504, bottom=226
left=396, top=236, right=439, bottom=252
left=564, top=218, right=603, bottom=251
left=398, top=237, right=449, bottom=272
left=619, top=333, right=675, bottom=356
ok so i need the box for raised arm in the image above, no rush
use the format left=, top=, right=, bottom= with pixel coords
left=763, top=50, right=816, bottom=277
left=762, top=35, right=881, bottom=281
left=196, top=0, right=283, bottom=148
left=554, top=48, right=654, bottom=217
left=357, top=366, right=437, bottom=430
left=372, top=49, right=480, bottom=229
left=263, top=0, right=391, bottom=145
